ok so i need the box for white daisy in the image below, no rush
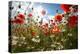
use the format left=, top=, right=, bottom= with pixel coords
left=31, top=38, right=40, bottom=43
left=68, top=33, right=72, bottom=36
left=61, top=17, right=68, bottom=25
left=12, top=40, right=18, bottom=45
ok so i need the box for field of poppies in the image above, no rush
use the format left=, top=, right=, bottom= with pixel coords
left=9, top=1, right=78, bottom=53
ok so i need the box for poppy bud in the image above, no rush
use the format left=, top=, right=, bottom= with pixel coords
left=61, top=4, right=72, bottom=12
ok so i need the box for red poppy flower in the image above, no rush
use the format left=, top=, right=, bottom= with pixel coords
left=11, top=18, right=25, bottom=24
left=55, top=14, right=63, bottom=22
left=28, top=13, right=33, bottom=17
left=17, top=13, right=25, bottom=20
left=50, top=25, right=61, bottom=33
left=68, top=15, right=78, bottom=28
left=15, top=19, right=24, bottom=24
left=11, top=13, right=25, bottom=24
left=53, top=26, right=61, bottom=32
left=61, top=4, right=71, bottom=12
left=31, top=32, right=36, bottom=36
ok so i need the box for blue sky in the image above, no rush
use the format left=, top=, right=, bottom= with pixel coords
left=34, top=2, right=64, bottom=16
left=11, top=2, right=64, bottom=18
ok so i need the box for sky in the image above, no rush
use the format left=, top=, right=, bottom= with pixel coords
left=34, top=2, right=64, bottom=16
left=10, top=1, right=64, bottom=18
